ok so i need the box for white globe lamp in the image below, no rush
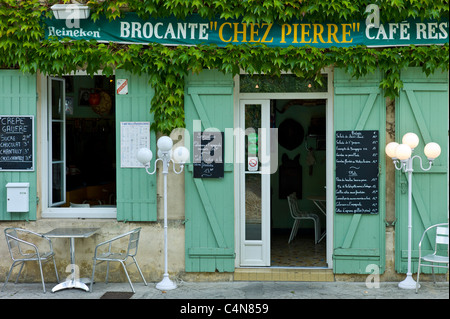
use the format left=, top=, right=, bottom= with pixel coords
left=137, top=148, right=153, bottom=165
left=157, top=136, right=173, bottom=152
left=173, top=146, right=190, bottom=163
left=424, top=142, right=441, bottom=160
left=395, top=144, right=412, bottom=161
left=385, top=142, right=399, bottom=159
left=402, top=132, right=419, bottom=150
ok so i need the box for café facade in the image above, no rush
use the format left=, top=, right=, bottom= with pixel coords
left=0, top=3, right=448, bottom=286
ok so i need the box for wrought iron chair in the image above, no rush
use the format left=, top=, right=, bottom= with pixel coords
left=2, top=228, right=59, bottom=293
left=416, top=223, right=449, bottom=293
left=287, top=193, right=321, bottom=244
left=90, top=227, right=147, bottom=293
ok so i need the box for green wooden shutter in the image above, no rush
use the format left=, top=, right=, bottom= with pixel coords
left=395, top=68, right=448, bottom=274
left=115, top=70, right=157, bottom=221
left=184, top=70, right=235, bottom=272
left=333, top=68, right=386, bottom=274
left=0, top=70, right=37, bottom=221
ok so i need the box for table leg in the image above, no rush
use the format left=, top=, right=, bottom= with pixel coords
left=52, top=237, right=90, bottom=293
left=312, top=200, right=327, bottom=243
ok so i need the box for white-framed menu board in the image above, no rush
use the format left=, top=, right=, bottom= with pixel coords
left=120, top=122, right=150, bottom=168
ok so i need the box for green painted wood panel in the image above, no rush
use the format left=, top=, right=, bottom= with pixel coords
left=184, top=70, right=235, bottom=272
left=395, top=68, right=448, bottom=274
left=333, top=68, right=386, bottom=274
left=115, top=70, right=157, bottom=221
left=0, top=70, right=37, bottom=221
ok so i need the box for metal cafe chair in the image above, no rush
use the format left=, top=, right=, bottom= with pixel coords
left=90, top=227, right=147, bottom=293
left=287, top=193, right=321, bottom=244
left=416, top=223, right=449, bottom=293
left=2, top=228, right=60, bottom=293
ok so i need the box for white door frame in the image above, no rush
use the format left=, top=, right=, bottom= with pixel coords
left=238, top=99, right=271, bottom=266
left=234, top=69, right=334, bottom=269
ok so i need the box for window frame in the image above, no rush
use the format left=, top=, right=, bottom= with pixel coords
left=40, top=72, right=117, bottom=219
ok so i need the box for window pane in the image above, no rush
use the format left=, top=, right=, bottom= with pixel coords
left=51, top=122, right=62, bottom=161
left=51, top=162, right=64, bottom=204
left=245, top=173, right=262, bottom=240
left=240, top=74, right=327, bottom=93
left=51, top=80, right=63, bottom=120
left=245, top=104, right=261, bottom=172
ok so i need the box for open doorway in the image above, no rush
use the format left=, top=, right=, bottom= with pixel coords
left=239, top=98, right=328, bottom=268
left=270, top=99, right=327, bottom=267
left=237, top=72, right=332, bottom=269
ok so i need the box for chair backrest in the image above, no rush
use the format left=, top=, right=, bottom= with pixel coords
left=287, top=193, right=299, bottom=218
left=435, top=225, right=449, bottom=248
left=4, top=228, right=29, bottom=259
left=126, top=228, right=141, bottom=257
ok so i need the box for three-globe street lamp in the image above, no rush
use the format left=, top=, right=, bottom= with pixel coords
left=385, top=132, right=441, bottom=289
left=137, top=136, right=189, bottom=290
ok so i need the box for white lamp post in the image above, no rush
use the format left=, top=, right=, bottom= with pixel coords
left=137, top=136, right=189, bottom=291
left=385, top=132, right=441, bottom=289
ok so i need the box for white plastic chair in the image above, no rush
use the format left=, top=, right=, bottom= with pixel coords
left=287, top=193, right=321, bottom=244
left=416, top=223, right=449, bottom=293
left=90, top=228, right=147, bottom=293
left=2, top=228, right=59, bottom=293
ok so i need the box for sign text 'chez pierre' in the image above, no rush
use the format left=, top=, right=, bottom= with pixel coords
left=335, top=130, right=379, bottom=214
left=44, top=13, right=448, bottom=48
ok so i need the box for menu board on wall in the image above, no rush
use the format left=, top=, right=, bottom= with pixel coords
left=120, top=122, right=150, bottom=168
left=0, top=116, right=34, bottom=171
left=193, top=131, right=224, bottom=178
left=335, top=130, right=379, bottom=214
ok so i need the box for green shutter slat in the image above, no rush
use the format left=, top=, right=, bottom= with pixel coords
left=188, top=248, right=235, bottom=257
left=0, top=70, right=37, bottom=221
left=189, top=92, right=212, bottom=129
left=341, top=215, right=362, bottom=249
left=192, top=178, right=227, bottom=248
left=115, top=70, right=156, bottom=222
left=334, top=248, right=380, bottom=256
left=355, top=93, right=378, bottom=130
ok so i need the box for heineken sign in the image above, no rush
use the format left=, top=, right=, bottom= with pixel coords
left=44, top=13, right=449, bottom=48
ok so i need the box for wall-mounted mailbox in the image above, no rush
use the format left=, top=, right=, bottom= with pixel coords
left=6, top=183, right=30, bottom=213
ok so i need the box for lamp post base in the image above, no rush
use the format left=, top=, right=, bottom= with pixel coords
left=156, top=274, right=177, bottom=291
left=398, top=274, right=419, bottom=290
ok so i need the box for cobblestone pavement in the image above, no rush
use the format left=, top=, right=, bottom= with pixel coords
left=1, top=280, right=447, bottom=299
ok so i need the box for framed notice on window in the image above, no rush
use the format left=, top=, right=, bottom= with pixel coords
left=120, top=122, right=150, bottom=168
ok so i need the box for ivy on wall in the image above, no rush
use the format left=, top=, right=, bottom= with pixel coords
left=1, top=0, right=448, bottom=133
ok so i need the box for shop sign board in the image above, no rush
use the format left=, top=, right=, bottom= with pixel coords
left=44, top=13, right=448, bottom=48
left=0, top=116, right=34, bottom=171
left=193, top=131, right=224, bottom=178
left=335, top=130, right=379, bottom=214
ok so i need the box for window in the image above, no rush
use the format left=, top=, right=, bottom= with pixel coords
left=44, top=74, right=117, bottom=218
left=240, top=74, right=328, bottom=93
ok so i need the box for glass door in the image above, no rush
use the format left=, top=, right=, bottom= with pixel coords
left=239, top=100, right=271, bottom=266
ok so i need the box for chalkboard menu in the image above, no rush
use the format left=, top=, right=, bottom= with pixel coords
left=335, top=130, right=378, bottom=214
left=0, top=116, right=34, bottom=171
left=193, top=131, right=224, bottom=178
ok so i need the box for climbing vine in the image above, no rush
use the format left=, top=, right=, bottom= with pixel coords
left=1, top=0, right=448, bottom=133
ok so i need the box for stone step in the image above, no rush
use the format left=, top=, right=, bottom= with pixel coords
left=234, top=268, right=334, bottom=282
